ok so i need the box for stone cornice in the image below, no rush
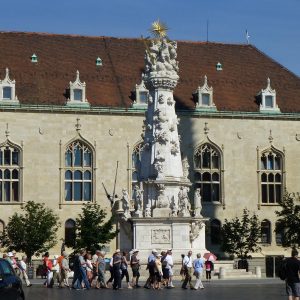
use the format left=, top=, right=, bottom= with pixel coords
left=0, top=104, right=300, bottom=120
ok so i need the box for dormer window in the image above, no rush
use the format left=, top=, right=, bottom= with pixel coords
left=132, top=79, right=148, bottom=108
left=258, top=78, right=280, bottom=113
left=194, top=75, right=216, bottom=110
left=66, top=70, right=89, bottom=107
left=96, top=57, right=103, bottom=67
left=31, top=54, right=38, bottom=63
left=73, top=89, right=83, bottom=101
left=216, top=62, right=223, bottom=71
left=0, top=68, right=19, bottom=104
left=3, top=87, right=12, bottom=99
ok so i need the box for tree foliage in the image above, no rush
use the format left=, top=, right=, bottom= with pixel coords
left=221, top=208, right=261, bottom=259
left=0, top=201, right=60, bottom=262
left=75, top=202, right=118, bottom=253
left=275, top=190, right=300, bottom=248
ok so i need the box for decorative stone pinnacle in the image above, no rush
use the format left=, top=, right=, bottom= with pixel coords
left=5, top=123, right=9, bottom=138
left=5, top=68, right=9, bottom=80
left=76, top=70, right=80, bottom=81
left=268, top=129, right=273, bottom=144
left=267, top=77, right=271, bottom=88
left=204, top=122, right=209, bottom=135
left=75, top=117, right=81, bottom=132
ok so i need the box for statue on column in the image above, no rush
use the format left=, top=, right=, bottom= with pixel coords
left=133, top=185, right=143, bottom=217
left=194, top=188, right=202, bottom=217
left=120, top=189, right=131, bottom=220
left=178, top=186, right=191, bottom=217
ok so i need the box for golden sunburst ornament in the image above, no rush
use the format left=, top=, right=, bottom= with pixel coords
left=150, top=20, right=168, bottom=38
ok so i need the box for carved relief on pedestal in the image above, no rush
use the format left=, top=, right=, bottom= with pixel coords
left=151, top=229, right=171, bottom=244
left=167, top=96, right=175, bottom=106
left=190, top=220, right=204, bottom=242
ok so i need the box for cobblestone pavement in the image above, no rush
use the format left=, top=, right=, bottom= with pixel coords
left=23, top=279, right=286, bottom=300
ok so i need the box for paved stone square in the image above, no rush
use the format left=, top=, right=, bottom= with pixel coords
left=23, top=279, right=286, bottom=300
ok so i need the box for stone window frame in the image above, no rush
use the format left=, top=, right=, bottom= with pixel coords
left=66, top=70, right=89, bottom=107
left=193, top=137, right=225, bottom=208
left=132, top=80, right=149, bottom=108
left=59, top=134, right=96, bottom=207
left=257, top=145, right=285, bottom=209
left=258, top=78, right=280, bottom=113
left=194, top=75, right=216, bottom=110
left=0, top=139, right=23, bottom=205
left=0, top=68, right=19, bottom=105
left=260, top=219, right=272, bottom=245
left=129, top=141, right=144, bottom=198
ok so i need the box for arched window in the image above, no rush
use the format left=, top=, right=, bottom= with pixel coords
left=0, top=144, right=21, bottom=202
left=211, top=219, right=222, bottom=244
left=194, top=143, right=222, bottom=202
left=64, top=140, right=93, bottom=202
left=132, top=142, right=143, bottom=192
left=260, top=148, right=283, bottom=204
left=65, top=219, right=76, bottom=247
left=261, top=219, right=271, bottom=244
left=275, top=221, right=284, bottom=245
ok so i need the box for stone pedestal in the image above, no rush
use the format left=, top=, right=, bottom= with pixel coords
left=132, top=217, right=207, bottom=260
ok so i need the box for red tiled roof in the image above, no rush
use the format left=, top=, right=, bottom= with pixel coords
left=0, top=31, right=299, bottom=112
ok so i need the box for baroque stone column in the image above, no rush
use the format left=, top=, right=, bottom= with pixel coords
left=140, top=35, right=191, bottom=217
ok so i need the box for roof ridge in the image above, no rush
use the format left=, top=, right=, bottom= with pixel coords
left=0, top=30, right=253, bottom=47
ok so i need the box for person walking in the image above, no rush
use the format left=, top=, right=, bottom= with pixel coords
left=182, top=250, right=193, bottom=289
left=121, top=251, right=132, bottom=289
left=19, top=256, right=32, bottom=287
left=112, top=249, right=122, bottom=290
left=154, top=253, right=163, bottom=289
left=59, top=252, right=70, bottom=288
left=130, top=249, right=141, bottom=288
left=52, top=255, right=61, bottom=287
left=106, top=255, right=114, bottom=288
left=285, top=249, right=300, bottom=300
left=193, top=253, right=205, bottom=290
left=84, top=252, right=93, bottom=284
left=91, top=250, right=100, bottom=288
left=144, top=249, right=157, bottom=289
left=165, top=249, right=175, bottom=288
left=97, top=251, right=107, bottom=288
left=205, top=258, right=213, bottom=282
left=78, top=249, right=90, bottom=289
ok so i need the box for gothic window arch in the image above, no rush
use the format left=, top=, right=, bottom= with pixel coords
left=61, top=137, right=95, bottom=204
left=194, top=142, right=223, bottom=204
left=131, top=142, right=143, bottom=192
left=258, top=146, right=284, bottom=205
left=0, top=140, right=23, bottom=203
left=261, top=219, right=271, bottom=244
left=210, top=219, right=222, bottom=245
left=65, top=219, right=76, bottom=247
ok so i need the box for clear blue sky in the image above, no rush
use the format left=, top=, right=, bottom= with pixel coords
left=1, top=0, right=299, bottom=76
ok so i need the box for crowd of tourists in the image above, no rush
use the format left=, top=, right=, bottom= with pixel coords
left=2, top=247, right=300, bottom=299
left=39, top=248, right=213, bottom=290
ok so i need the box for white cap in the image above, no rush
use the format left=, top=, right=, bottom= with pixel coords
left=8, top=252, right=14, bottom=257
left=152, top=249, right=158, bottom=253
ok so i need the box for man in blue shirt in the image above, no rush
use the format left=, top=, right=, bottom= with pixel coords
left=193, top=253, right=205, bottom=290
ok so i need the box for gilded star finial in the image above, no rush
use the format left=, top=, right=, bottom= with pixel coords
left=150, top=20, right=168, bottom=38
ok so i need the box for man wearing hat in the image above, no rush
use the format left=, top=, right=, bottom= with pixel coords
left=130, top=249, right=141, bottom=288
left=112, top=249, right=122, bottom=290
left=165, top=249, right=175, bottom=288
left=144, top=249, right=158, bottom=289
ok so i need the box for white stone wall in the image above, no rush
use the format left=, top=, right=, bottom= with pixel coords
left=0, top=110, right=299, bottom=256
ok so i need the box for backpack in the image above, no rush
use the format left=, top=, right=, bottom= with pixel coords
left=278, top=259, right=287, bottom=281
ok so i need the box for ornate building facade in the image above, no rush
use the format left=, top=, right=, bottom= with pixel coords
left=0, top=31, right=299, bottom=259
